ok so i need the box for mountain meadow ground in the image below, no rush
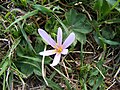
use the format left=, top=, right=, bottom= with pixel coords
left=0, top=0, right=120, bottom=90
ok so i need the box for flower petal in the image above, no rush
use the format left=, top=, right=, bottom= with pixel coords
left=57, top=27, right=62, bottom=46
left=38, top=29, right=56, bottom=48
left=39, top=50, right=56, bottom=56
left=61, top=49, right=68, bottom=55
left=63, top=32, right=75, bottom=49
left=50, top=53, right=61, bottom=66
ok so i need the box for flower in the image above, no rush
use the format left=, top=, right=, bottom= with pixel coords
left=38, top=27, right=75, bottom=66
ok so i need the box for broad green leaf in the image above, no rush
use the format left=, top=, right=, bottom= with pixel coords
left=101, top=26, right=116, bottom=39
left=64, top=9, right=92, bottom=44
left=65, top=9, right=92, bottom=34
left=65, top=9, right=79, bottom=26
left=19, top=62, right=34, bottom=77
left=11, top=64, right=27, bottom=78
left=99, top=37, right=120, bottom=45
left=74, top=31, right=86, bottom=44
left=16, top=61, right=42, bottom=77
left=6, top=10, right=38, bottom=29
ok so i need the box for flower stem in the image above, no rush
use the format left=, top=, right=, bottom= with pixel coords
left=42, top=45, right=48, bottom=86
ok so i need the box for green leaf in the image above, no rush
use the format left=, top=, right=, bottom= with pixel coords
left=64, top=9, right=92, bottom=44
left=45, top=17, right=58, bottom=33
left=47, top=79, right=62, bottom=90
left=19, top=27, right=36, bottom=54
left=33, top=69, right=42, bottom=76
left=65, top=9, right=92, bottom=34
left=101, top=26, right=116, bottom=39
left=94, top=0, right=103, bottom=11
left=33, top=4, right=53, bottom=15
left=105, top=18, right=120, bottom=24
left=101, top=0, right=110, bottom=16
left=20, top=63, right=34, bottom=77
left=0, top=60, right=8, bottom=76
left=74, top=31, right=86, bottom=44
left=80, top=78, right=87, bottom=90
left=18, top=55, right=41, bottom=62
left=92, top=76, right=103, bottom=90
left=16, top=61, right=42, bottom=77
left=90, top=69, right=99, bottom=76
left=106, top=0, right=120, bottom=12
left=99, top=37, right=120, bottom=45
left=65, top=9, right=79, bottom=26
left=65, top=79, right=72, bottom=90
left=94, top=0, right=111, bottom=20
left=93, top=31, right=104, bottom=47
left=88, top=78, right=95, bottom=86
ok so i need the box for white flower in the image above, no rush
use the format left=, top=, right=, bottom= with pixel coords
left=38, top=27, right=75, bottom=66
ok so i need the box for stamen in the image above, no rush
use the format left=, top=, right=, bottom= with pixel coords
left=55, top=45, right=63, bottom=53
left=57, top=47, right=62, bottom=53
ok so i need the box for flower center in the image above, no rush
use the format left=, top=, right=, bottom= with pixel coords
left=56, top=46, right=63, bottom=53
left=56, top=47, right=62, bottom=53
left=54, top=43, right=63, bottom=53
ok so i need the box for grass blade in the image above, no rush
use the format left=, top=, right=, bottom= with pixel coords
left=6, top=10, right=38, bottom=29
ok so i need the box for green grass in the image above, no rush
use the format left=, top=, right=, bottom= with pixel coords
left=0, top=0, right=120, bottom=90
